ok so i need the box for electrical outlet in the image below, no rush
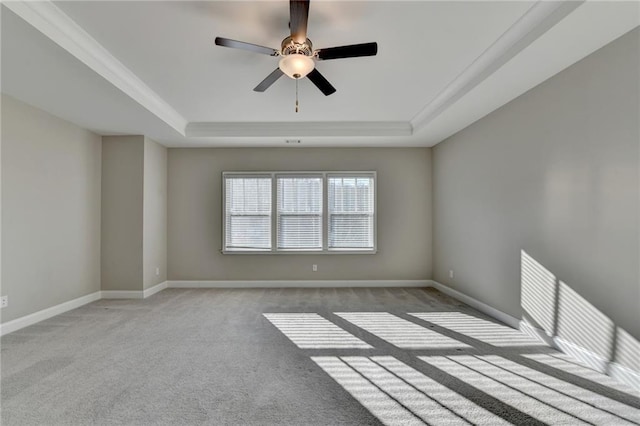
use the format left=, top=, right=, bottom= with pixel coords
left=1, top=296, right=8, bottom=308
left=449, top=270, right=454, bottom=279
left=312, top=264, right=318, bottom=272
left=155, top=267, right=160, bottom=276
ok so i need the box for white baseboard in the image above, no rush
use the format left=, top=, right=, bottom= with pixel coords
left=610, top=361, right=640, bottom=391
left=553, top=336, right=609, bottom=374
left=0, top=280, right=424, bottom=335
left=0, top=291, right=101, bottom=336
left=519, top=320, right=555, bottom=346
left=143, top=281, right=168, bottom=298
left=427, top=280, right=521, bottom=329
left=1, top=282, right=169, bottom=335
left=100, top=290, right=144, bottom=299
left=101, top=281, right=168, bottom=299
left=168, top=280, right=430, bottom=288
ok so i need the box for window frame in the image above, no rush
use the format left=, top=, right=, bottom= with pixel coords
left=276, top=173, right=324, bottom=252
left=222, top=173, right=273, bottom=252
left=222, top=171, right=377, bottom=255
left=326, top=173, right=376, bottom=252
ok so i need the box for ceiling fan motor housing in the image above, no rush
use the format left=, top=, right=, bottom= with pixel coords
left=280, top=36, right=314, bottom=57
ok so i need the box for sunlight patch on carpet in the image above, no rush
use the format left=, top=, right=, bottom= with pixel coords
left=335, top=312, right=468, bottom=349
left=263, top=313, right=371, bottom=349
left=409, top=312, right=544, bottom=347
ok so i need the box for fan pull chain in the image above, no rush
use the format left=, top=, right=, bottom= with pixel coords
left=295, top=78, right=299, bottom=113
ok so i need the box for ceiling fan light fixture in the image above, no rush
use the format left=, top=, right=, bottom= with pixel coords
left=279, top=53, right=315, bottom=79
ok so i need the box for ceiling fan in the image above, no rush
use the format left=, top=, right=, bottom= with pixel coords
left=214, top=0, right=377, bottom=99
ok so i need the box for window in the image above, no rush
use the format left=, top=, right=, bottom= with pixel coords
left=328, top=175, right=375, bottom=250
left=224, top=175, right=272, bottom=251
left=223, top=172, right=376, bottom=253
left=277, top=175, right=323, bottom=250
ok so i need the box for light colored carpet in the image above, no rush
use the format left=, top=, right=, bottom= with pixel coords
left=2, top=288, right=639, bottom=425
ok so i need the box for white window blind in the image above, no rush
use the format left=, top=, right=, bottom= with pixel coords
left=224, top=176, right=272, bottom=251
left=328, top=175, right=375, bottom=250
left=277, top=175, right=323, bottom=250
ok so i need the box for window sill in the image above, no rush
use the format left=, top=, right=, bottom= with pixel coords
left=221, top=249, right=377, bottom=255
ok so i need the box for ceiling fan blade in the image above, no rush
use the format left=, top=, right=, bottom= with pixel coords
left=254, top=68, right=285, bottom=92
left=214, top=37, right=278, bottom=56
left=316, top=42, right=378, bottom=60
left=290, top=0, right=310, bottom=44
left=307, top=69, right=336, bottom=96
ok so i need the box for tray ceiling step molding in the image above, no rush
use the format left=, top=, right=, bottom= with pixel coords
left=410, top=0, right=584, bottom=132
left=3, top=0, right=188, bottom=136
left=185, top=121, right=413, bottom=138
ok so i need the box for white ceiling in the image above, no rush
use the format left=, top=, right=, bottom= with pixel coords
left=54, top=0, right=532, bottom=122
left=2, top=1, right=639, bottom=147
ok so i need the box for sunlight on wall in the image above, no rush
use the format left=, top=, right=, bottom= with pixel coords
left=616, top=328, right=640, bottom=382
left=335, top=312, right=469, bottom=349
left=409, top=312, right=543, bottom=347
left=263, top=313, right=371, bottom=349
left=521, top=250, right=557, bottom=335
left=557, top=281, right=614, bottom=362
left=520, top=250, right=639, bottom=388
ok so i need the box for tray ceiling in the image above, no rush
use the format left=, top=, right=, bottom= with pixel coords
left=2, top=1, right=638, bottom=147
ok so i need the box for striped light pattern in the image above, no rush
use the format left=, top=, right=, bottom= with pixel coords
left=313, top=356, right=511, bottom=426
left=420, top=355, right=640, bottom=425
left=523, top=353, right=640, bottom=397
left=409, top=312, right=543, bottom=347
left=311, top=356, right=425, bottom=426
left=335, top=312, right=468, bottom=349
left=263, top=313, right=371, bottom=349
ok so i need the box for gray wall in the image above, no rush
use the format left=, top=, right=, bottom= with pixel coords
left=432, top=29, right=639, bottom=368
left=1, top=95, right=101, bottom=322
left=143, top=137, right=167, bottom=289
left=168, top=148, right=432, bottom=281
left=101, top=136, right=144, bottom=291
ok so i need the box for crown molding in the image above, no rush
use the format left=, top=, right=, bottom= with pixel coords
left=186, top=121, right=413, bottom=138
left=4, top=0, right=188, bottom=136
left=411, top=0, right=583, bottom=133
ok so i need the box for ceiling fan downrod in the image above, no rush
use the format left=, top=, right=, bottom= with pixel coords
left=295, top=78, right=299, bottom=113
